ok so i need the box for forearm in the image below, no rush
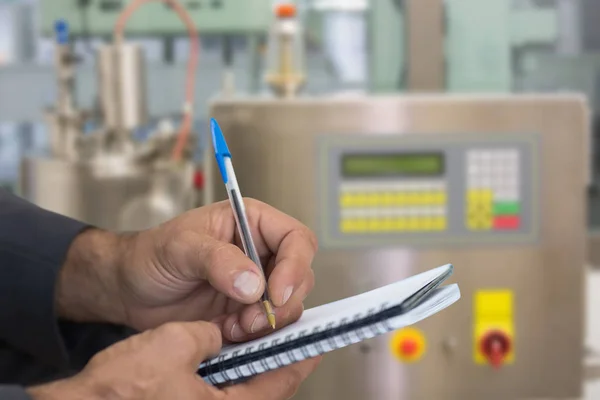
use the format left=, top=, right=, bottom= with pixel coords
left=56, top=228, right=131, bottom=327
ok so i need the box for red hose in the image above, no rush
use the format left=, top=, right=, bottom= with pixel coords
left=114, top=0, right=199, bottom=162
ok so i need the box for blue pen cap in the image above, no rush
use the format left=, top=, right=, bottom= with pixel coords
left=55, top=19, right=69, bottom=44
left=210, top=118, right=231, bottom=184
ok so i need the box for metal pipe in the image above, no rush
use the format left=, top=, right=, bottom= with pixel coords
left=405, top=0, right=445, bottom=91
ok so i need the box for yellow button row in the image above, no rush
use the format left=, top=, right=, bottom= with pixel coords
left=340, top=217, right=447, bottom=233
left=340, top=191, right=447, bottom=208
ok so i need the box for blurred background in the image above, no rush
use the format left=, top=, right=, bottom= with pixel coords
left=3, top=0, right=600, bottom=398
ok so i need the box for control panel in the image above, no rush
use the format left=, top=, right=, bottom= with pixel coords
left=318, top=133, right=539, bottom=248
left=41, top=0, right=274, bottom=36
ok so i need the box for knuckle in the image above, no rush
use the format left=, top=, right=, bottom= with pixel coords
left=300, top=227, right=319, bottom=253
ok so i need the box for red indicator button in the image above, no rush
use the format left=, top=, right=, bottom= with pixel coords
left=493, top=216, right=520, bottom=230
left=399, top=338, right=419, bottom=357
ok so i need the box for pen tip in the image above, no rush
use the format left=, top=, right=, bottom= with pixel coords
left=263, top=300, right=277, bottom=330
left=268, top=313, right=276, bottom=330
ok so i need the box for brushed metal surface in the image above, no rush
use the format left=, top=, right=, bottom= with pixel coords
left=19, top=156, right=195, bottom=232
left=98, top=43, right=148, bottom=132
left=208, top=95, right=588, bottom=399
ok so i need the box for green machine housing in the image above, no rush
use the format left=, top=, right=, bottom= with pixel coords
left=40, top=0, right=276, bottom=36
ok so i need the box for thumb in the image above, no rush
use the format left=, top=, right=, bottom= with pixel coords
left=163, top=230, right=266, bottom=304
left=155, top=321, right=223, bottom=368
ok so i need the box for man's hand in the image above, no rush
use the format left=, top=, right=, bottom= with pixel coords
left=27, top=321, right=321, bottom=400
left=56, top=198, right=318, bottom=343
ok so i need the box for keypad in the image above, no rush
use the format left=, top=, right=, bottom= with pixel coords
left=466, top=149, right=521, bottom=231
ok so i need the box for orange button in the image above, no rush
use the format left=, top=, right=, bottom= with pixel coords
left=389, top=327, right=426, bottom=362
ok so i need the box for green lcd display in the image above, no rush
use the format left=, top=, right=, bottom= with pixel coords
left=342, top=153, right=444, bottom=177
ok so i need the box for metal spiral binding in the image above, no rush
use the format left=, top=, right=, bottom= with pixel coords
left=297, top=330, right=311, bottom=359
left=271, top=338, right=285, bottom=366
left=231, top=350, right=244, bottom=379
left=379, top=302, right=394, bottom=331
left=202, top=300, right=403, bottom=384
left=338, top=317, right=353, bottom=344
left=366, top=308, right=382, bottom=335
left=285, top=334, right=298, bottom=363
left=354, top=313, right=367, bottom=341
left=218, top=355, right=232, bottom=382
left=206, top=361, right=217, bottom=385
left=325, top=322, right=338, bottom=349
left=258, top=342, right=270, bottom=372
left=311, top=326, right=326, bottom=355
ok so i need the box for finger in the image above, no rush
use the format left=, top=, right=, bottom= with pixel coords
left=223, top=357, right=322, bottom=400
left=222, top=302, right=304, bottom=342
left=244, top=199, right=318, bottom=308
left=165, top=230, right=266, bottom=304
left=153, top=321, right=223, bottom=367
left=268, top=255, right=315, bottom=308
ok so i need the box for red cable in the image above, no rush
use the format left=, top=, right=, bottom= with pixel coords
left=114, top=0, right=199, bottom=162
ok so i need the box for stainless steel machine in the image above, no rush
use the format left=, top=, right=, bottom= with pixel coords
left=20, top=18, right=197, bottom=231
left=21, top=0, right=282, bottom=231
left=208, top=94, right=589, bottom=399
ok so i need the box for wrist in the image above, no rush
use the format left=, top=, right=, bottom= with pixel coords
left=56, top=228, right=133, bottom=326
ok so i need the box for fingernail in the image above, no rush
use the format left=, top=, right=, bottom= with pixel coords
left=282, top=286, right=294, bottom=305
left=230, top=322, right=244, bottom=340
left=233, top=271, right=261, bottom=298
left=250, top=313, right=269, bottom=333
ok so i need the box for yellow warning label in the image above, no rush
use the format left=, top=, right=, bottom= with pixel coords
left=473, top=290, right=514, bottom=365
left=389, top=327, right=427, bottom=363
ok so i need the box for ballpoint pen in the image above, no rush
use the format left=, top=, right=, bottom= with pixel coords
left=210, top=117, right=276, bottom=329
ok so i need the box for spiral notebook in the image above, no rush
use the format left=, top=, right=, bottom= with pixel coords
left=197, top=264, right=460, bottom=386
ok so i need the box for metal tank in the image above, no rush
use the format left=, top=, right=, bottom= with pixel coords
left=208, top=94, right=589, bottom=399
left=19, top=157, right=195, bottom=232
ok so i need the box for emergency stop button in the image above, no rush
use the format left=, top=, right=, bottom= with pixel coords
left=479, top=330, right=511, bottom=368
left=390, top=327, right=426, bottom=363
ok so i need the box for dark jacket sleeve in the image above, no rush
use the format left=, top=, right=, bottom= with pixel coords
left=0, top=190, right=135, bottom=392
left=0, top=386, right=33, bottom=399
